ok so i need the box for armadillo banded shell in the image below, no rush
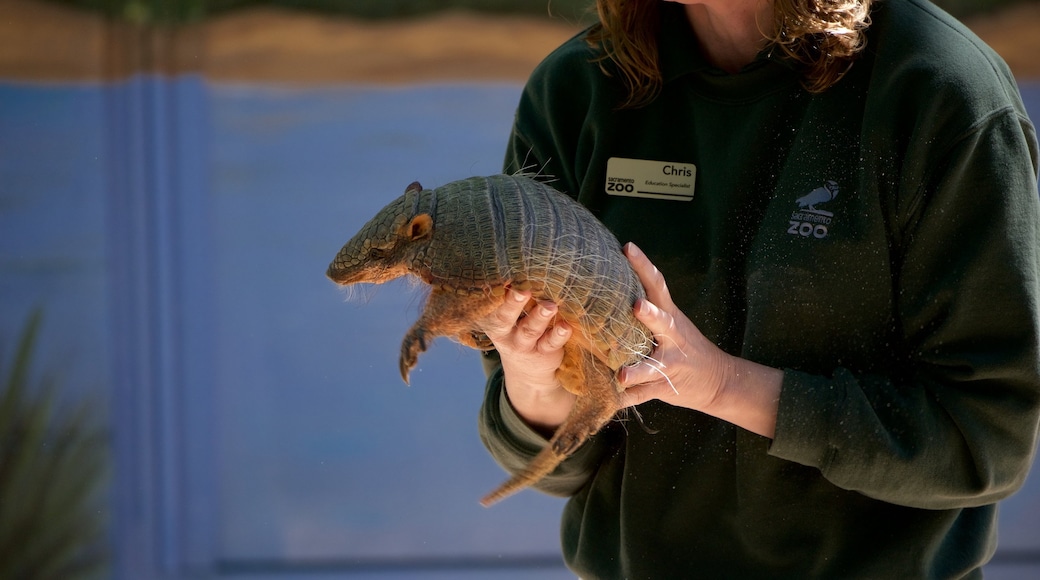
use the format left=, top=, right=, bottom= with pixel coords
left=418, top=175, right=652, bottom=369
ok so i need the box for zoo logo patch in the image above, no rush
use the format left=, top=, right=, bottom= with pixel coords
left=788, top=180, right=839, bottom=239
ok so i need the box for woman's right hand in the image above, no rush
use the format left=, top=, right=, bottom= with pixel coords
left=482, top=288, right=576, bottom=436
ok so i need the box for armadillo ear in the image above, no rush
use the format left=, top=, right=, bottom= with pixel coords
left=405, top=181, right=423, bottom=195
left=408, top=213, right=433, bottom=240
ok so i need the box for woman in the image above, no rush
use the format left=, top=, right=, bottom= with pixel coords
left=478, top=0, right=1040, bottom=577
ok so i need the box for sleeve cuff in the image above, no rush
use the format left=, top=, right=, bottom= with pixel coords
left=767, top=369, right=845, bottom=470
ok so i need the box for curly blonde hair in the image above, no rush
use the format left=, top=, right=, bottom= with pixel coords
left=587, top=0, right=873, bottom=108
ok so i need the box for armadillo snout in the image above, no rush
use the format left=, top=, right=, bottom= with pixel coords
left=326, top=254, right=360, bottom=285
left=326, top=264, right=349, bottom=284
left=326, top=249, right=410, bottom=286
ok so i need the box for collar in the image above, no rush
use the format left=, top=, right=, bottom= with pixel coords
left=658, top=3, right=800, bottom=99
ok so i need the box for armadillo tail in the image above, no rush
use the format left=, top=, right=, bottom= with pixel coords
left=480, top=445, right=567, bottom=507
left=480, top=382, right=620, bottom=507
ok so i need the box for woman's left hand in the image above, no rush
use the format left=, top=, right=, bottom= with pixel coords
left=618, top=242, right=783, bottom=438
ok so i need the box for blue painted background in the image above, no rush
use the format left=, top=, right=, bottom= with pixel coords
left=1, top=78, right=1038, bottom=578
left=208, top=84, right=568, bottom=568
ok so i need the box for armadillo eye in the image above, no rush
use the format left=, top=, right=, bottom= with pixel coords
left=368, top=247, right=391, bottom=259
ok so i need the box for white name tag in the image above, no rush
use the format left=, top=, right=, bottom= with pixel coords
left=605, top=157, right=696, bottom=201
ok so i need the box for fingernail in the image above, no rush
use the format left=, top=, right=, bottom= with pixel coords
left=556, top=325, right=568, bottom=336
left=626, top=242, right=642, bottom=258
left=540, top=305, right=554, bottom=317
left=618, top=366, right=630, bottom=385
left=513, top=291, right=527, bottom=302
left=636, top=299, right=649, bottom=316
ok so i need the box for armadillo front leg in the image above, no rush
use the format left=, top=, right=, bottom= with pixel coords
left=399, top=287, right=505, bottom=384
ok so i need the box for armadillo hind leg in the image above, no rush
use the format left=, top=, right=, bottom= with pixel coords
left=399, top=287, right=505, bottom=384
left=550, top=347, right=621, bottom=457
left=480, top=347, right=622, bottom=507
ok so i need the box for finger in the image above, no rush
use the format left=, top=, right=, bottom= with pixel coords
left=634, top=297, right=681, bottom=344
left=618, top=359, right=655, bottom=387
left=514, top=300, right=559, bottom=348
left=617, top=382, right=657, bottom=409
left=484, top=289, right=531, bottom=338
left=624, top=242, right=675, bottom=311
left=540, top=319, right=572, bottom=353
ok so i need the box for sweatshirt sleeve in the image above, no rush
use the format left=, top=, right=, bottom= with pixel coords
left=769, top=106, right=1040, bottom=510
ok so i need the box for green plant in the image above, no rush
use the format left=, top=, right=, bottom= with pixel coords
left=0, top=311, right=109, bottom=580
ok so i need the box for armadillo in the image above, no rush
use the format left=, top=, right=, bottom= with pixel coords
left=326, top=174, right=654, bottom=506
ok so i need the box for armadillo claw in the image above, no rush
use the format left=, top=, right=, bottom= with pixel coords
left=399, top=331, right=427, bottom=385
left=399, top=356, right=412, bottom=385
left=470, top=332, right=494, bottom=350
left=551, top=430, right=585, bottom=457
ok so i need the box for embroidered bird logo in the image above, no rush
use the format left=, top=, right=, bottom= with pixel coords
left=795, top=180, right=840, bottom=214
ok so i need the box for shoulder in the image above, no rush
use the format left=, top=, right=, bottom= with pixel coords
left=517, top=27, right=623, bottom=122
left=858, top=1, right=1038, bottom=236
left=526, top=27, right=605, bottom=89
left=507, top=28, right=625, bottom=190
left=865, top=0, right=1027, bottom=121
left=859, top=0, right=1036, bottom=182
left=531, top=27, right=601, bottom=76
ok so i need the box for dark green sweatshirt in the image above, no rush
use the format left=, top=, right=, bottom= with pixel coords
left=479, top=0, right=1040, bottom=578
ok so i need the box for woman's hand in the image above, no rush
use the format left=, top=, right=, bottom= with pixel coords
left=481, top=288, right=576, bottom=435
left=618, top=243, right=783, bottom=439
